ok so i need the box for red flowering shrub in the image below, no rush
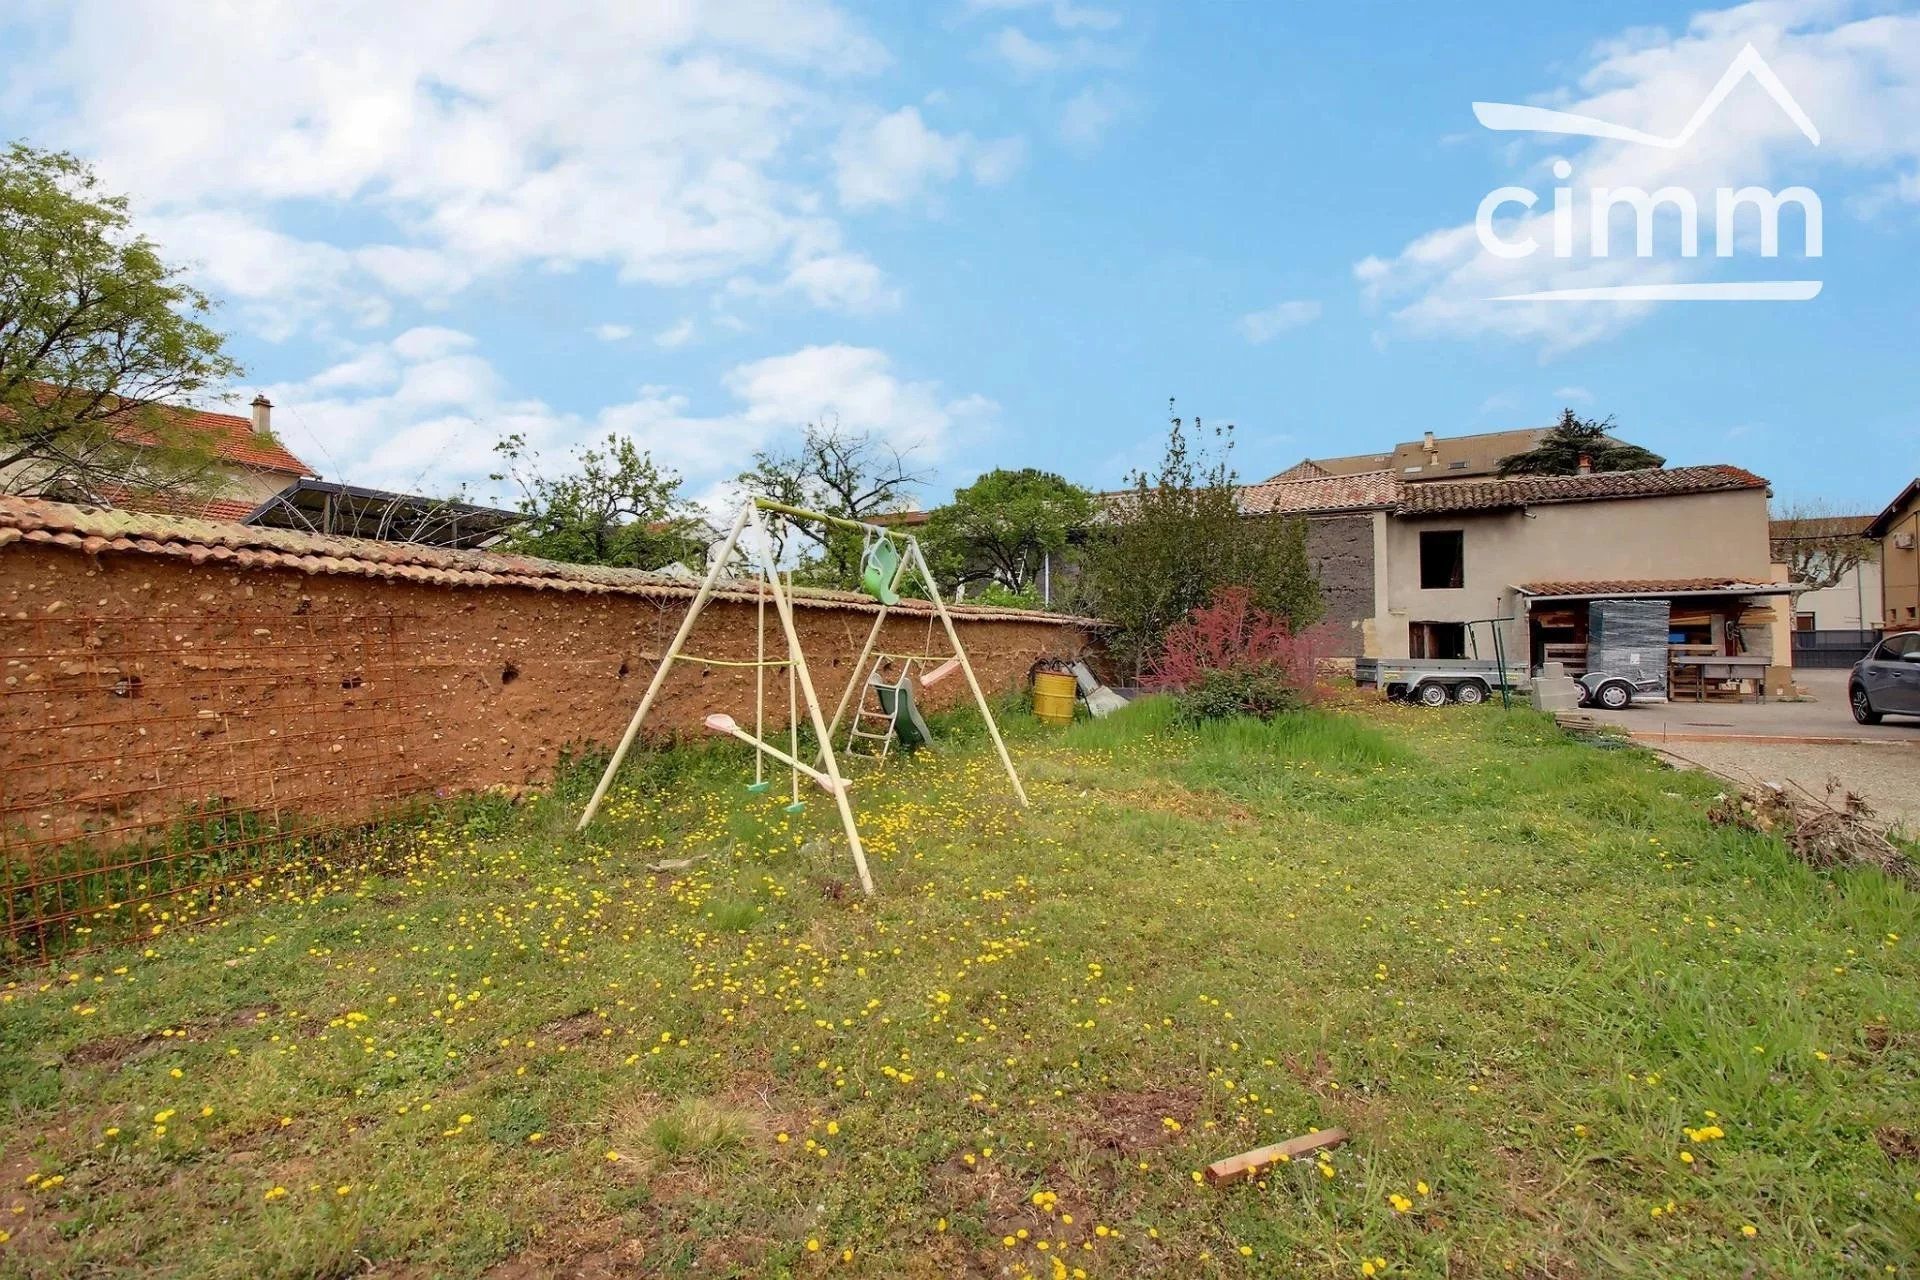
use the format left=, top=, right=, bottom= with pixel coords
left=1144, top=587, right=1333, bottom=720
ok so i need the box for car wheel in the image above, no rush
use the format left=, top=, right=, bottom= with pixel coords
left=1596, top=681, right=1632, bottom=710
left=1454, top=680, right=1488, bottom=706
left=1851, top=684, right=1883, bottom=725
left=1416, top=682, right=1450, bottom=708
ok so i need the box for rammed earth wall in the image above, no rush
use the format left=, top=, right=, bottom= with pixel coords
left=0, top=499, right=1097, bottom=849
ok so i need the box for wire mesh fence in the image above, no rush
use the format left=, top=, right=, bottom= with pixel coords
left=2, top=607, right=430, bottom=961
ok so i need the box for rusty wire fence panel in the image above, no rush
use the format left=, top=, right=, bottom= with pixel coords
left=2, top=608, right=431, bottom=961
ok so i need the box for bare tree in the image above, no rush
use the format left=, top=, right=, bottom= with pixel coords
left=738, top=419, right=928, bottom=586
left=1771, top=499, right=1877, bottom=592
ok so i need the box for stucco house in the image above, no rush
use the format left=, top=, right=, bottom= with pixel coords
left=1867, top=477, right=1920, bottom=631
left=1244, top=462, right=1792, bottom=685
left=129, top=396, right=317, bottom=519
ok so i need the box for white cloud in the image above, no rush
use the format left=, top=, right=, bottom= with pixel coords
left=590, top=323, right=635, bottom=342
left=832, top=106, right=1024, bottom=208
left=781, top=251, right=903, bottom=312
left=1239, top=300, right=1322, bottom=344
left=9, top=1, right=928, bottom=330
left=1553, top=385, right=1594, bottom=403
left=984, top=23, right=1127, bottom=77
left=963, top=0, right=1120, bottom=31
left=390, top=327, right=477, bottom=361
left=1058, top=83, right=1129, bottom=147
left=654, top=318, right=697, bottom=349
left=262, top=333, right=989, bottom=498
left=1355, top=1, right=1920, bottom=353
left=992, top=27, right=1066, bottom=75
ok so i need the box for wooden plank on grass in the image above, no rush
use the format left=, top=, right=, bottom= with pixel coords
left=1204, top=1127, right=1348, bottom=1186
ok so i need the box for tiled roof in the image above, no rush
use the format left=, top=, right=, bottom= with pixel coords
left=0, top=496, right=1099, bottom=625
left=1768, top=515, right=1874, bottom=539
left=1398, top=465, right=1766, bottom=514
left=125, top=405, right=316, bottom=476
left=1865, top=479, right=1920, bottom=539
left=9, top=384, right=316, bottom=476
left=1515, top=577, right=1787, bottom=597
left=96, top=487, right=263, bottom=523
left=1238, top=470, right=1399, bottom=515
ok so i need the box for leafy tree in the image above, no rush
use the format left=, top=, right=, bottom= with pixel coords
left=921, top=467, right=1094, bottom=596
left=1079, top=401, right=1322, bottom=676
left=1, top=143, right=242, bottom=501
left=490, top=432, right=706, bottom=568
left=738, top=420, right=927, bottom=587
left=1771, top=499, right=1878, bottom=593
left=1496, top=408, right=1664, bottom=477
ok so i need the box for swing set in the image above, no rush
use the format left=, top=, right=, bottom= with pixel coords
left=575, top=496, right=1028, bottom=896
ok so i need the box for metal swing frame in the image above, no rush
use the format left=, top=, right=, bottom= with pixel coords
left=574, top=496, right=1028, bottom=896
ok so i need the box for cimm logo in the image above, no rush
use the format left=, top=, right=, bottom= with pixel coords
left=1472, top=44, right=1822, bottom=302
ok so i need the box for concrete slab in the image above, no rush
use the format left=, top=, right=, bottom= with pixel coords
left=1582, top=668, right=1920, bottom=746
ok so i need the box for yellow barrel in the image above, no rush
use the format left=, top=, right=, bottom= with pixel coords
left=1032, top=670, right=1077, bottom=725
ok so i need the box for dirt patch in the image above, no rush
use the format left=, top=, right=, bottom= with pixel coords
left=1859, top=1021, right=1920, bottom=1057
left=62, top=1032, right=162, bottom=1070
left=1876, top=1126, right=1920, bottom=1163
left=538, top=1010, right=607, bottom=1047
left=0, top=1148, right=77, bottom=1273
left=1078, top=1085, right=1203, bottom=1153
left=482, top=1215, right=648, bottom=1280
left=929, top=1153, right=1098, bottom=1271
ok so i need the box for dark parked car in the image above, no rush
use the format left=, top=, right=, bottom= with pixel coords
left=1849, top=632, right=1920, bottom=724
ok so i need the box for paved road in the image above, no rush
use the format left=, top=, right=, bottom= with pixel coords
left=1584, top=669, right=1920, bottom=744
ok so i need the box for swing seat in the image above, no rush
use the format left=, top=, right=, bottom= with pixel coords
left=783, top=800, right=807, bottom=814
left=745, top=780, right=771, bottom=794
left=703, top=713, right=737, bottom=734
left=918, top=657, right=960, bottom=688
left=860, top=537, right=902, bottom=605
left=874, top=679, right=934, bottom=751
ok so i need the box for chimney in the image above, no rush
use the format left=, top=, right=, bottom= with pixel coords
left=251, top=394, right=272, bottom=435
left=1423, top=429, right=1437, bottom=457
left=1576, top=452, right=1592, bottom=475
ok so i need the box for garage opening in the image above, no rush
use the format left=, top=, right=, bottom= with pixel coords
left=1410, top=621, right=1467, bottom=659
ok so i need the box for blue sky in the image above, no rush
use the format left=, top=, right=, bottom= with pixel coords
left=3, top=0, right=1915, bottom=513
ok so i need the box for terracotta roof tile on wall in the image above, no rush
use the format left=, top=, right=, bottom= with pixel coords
left=1397, top=465, right=1767, bottom=515
left=1238, top=470, right=1399, bottom=515
left=0, top=496, right=1099, bottom=625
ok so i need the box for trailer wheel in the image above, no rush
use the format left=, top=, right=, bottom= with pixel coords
left=1415, top=682, right=1450, bottom=708
left=1453, top=679, right=1488, bottom=706
left=1594, top=680, right=1632, bottom=710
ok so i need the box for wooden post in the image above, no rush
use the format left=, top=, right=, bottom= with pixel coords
left=906, top=539, right=1028, bottom=807
left=751, top=509, right=876, bottom=896
left=1204, top=1128, right=1348, bottom=1186
left=576, top=501, right=754, bottom=831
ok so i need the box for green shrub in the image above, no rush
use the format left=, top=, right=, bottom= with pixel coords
left=1174, top=664, right=1304, bottom=723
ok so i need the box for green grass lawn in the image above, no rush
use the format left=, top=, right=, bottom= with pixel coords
left=3, top=696, right=1918, bottom=1278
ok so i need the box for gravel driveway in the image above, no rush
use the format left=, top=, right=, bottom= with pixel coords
left=1653, top=739, right=1918, bottom=836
